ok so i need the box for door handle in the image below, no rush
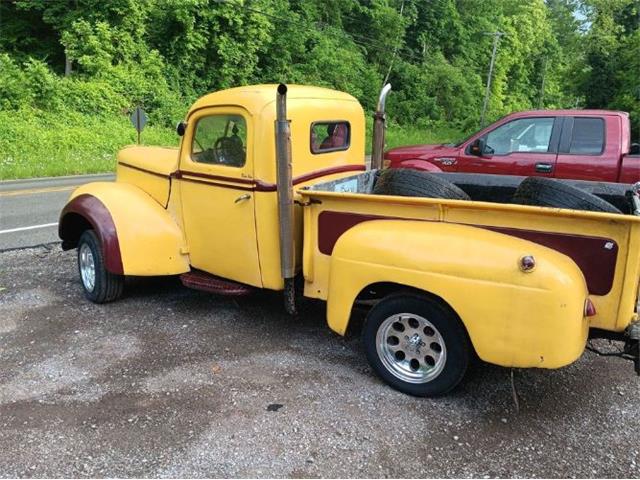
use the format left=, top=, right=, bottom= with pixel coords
left=535, top=162, right=553, bottom=173
left=234, top=193, right=251, bottom=203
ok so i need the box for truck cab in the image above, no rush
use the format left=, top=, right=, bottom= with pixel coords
left=61, top=85, right=366, bottom=291
left=385, top=110, right=640, bottom=183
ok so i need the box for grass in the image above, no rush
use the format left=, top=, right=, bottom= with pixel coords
left=0, top=108, right=467, bottom=180
left=0, top=108, right=178, bottom=180
left=377, top=122, right=466, bottom=153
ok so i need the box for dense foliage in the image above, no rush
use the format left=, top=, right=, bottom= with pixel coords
left=0, top=0, right=638, bottom=178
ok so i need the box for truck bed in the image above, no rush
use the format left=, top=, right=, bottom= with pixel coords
left=299, top=171, right=640, bottom=333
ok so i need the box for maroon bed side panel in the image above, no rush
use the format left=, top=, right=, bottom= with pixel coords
left=317, top=211, right=617, bottom=295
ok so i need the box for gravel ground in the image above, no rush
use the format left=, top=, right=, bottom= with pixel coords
left=0, top=246, right=638, bottom=478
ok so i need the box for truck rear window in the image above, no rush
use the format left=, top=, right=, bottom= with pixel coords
left=311, top=121, right=350, bottom=154
left=569, top=118, right=604, bottom=154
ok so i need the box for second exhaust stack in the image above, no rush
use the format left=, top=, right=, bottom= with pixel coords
left=371, top=83, right=392, bottom=170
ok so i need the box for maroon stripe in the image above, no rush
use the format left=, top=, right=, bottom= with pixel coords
left=293, top=164, right=365, bottom=185
left=173, top=170, right=256, bottom=185
left=317, top=211, right=617, bottom=296
left=174, top=164, right=365, bottom=192
left=176, top=175, right=254, bottom=191
left=254, top=180, right=277, bottom=192
left=59, top=194, right=124, bottom=275
left=118, top=162, right=170, bottom=179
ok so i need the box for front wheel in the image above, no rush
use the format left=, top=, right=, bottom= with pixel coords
left=363, top=294, right=470, bottom=397
left=77, top=230, right=124, bottom=303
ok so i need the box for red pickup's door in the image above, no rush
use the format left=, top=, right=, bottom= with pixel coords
left=457, top=116, right=560, bottom=176
left=554, top=116, right=619, bottom=182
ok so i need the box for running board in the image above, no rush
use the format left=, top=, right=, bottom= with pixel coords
left=180, top=270, right=253, bottom=296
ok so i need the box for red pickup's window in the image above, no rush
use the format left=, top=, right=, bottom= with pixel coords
left=569, top=118, right=605, bottom=155
left=484, top=117, right=555, bottom=155
left=311, top=121, right=350, bottom=154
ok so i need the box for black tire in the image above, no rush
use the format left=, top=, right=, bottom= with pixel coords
left=512, top=176, right=621, bottom=213
left=362, top=293, right=470, bottom=397
left=373, top=168, right=470, bottom=200
left=77, top=230, right=124, bottom=303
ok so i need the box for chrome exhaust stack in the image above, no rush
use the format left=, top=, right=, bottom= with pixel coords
left=370, top=83, right=392, bottom=170
left=275, top=84, right=296, bottom=314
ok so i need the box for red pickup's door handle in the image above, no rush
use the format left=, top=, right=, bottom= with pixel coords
left=535, top=162, right=554, bottom=173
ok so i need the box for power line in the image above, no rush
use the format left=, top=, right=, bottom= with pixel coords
left=219, top=0, right=426, bottom=65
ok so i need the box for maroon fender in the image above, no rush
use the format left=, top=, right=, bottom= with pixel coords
left=59, top=194, right=124, bottom=275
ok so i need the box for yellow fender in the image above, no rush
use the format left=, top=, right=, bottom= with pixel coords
left=59, top=182, right=189, bottom=276
left=327, top=220, right=590, bottom=369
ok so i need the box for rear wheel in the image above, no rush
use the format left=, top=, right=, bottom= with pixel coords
left=77, top=230, right=124, bottom=303
left=363, top=293, right=470, bottom=396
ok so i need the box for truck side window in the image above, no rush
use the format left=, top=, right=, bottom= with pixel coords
left=191, top=115, right=247, bottom=167
left=484, top=117, right=554, bottom=155
left=311, top=121, right=350, bottom=153
left=569, top=118, right=604, bottom=154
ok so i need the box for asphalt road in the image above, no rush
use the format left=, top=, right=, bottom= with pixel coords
left=1, top=246, right=639, bottom=478
left=0, top=174, right=114, bottom=251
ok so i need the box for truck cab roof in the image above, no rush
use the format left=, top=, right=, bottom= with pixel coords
left=188, top=84, right=360, bottom=117
left=505, top=109, right=629, bottom=119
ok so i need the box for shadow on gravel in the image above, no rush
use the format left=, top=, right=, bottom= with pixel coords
left=97, top=275, right=609, bottom=418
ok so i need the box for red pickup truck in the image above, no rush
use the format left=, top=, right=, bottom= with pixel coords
left=385, top=110, right=640, bottom=183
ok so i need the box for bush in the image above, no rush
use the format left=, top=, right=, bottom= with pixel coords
left=0, top=54, right=30, bottom=109
left=57, top=78, right=128, bottom=116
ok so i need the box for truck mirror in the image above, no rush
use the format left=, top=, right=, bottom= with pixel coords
left=630, top=143, right=640, bottom=155
left=470, top=138, right=486, bottom=157
left=176, top=121, right=187, bottom=137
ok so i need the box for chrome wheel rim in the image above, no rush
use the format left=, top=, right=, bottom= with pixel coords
left=79, top=243, right=96, bottom=292
left=376, top=313, right=447, bottom=383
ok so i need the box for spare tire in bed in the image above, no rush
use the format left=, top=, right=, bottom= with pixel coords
left=373, top=168, right=470, bottom=200
left=512, top=176, right=621, bottom=213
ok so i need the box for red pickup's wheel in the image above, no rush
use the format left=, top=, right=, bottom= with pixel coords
left=363, top=293, right=470, bottom=397
left=77, top=230, right=124, bottom=303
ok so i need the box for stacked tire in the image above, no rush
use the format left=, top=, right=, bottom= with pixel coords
left=373, top=169, right=470, bottom=200
left=512, top=176, right=621, bottom=213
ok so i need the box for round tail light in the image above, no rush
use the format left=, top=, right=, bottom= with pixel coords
left=584, top=298, right=597, bottom=317
left=519, top=255, right=536, bottom=272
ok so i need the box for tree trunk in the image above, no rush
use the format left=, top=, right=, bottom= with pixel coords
left=64, top=53, right=72, bottom=76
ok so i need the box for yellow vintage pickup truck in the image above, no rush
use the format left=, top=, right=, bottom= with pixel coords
left=59, top=84, right=640, bottom=396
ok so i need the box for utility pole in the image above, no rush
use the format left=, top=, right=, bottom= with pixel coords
left=538, top=56, right=547, bottom=110
left=480, top=31, right=506, bottom=128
